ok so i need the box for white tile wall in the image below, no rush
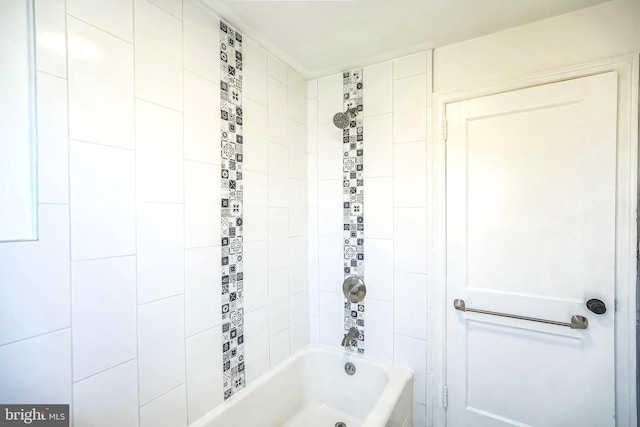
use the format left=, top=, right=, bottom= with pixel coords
left=67, top=17, right=135, bottom=149
left=393, top=73, right=427, bottom=143
left=136, top=203, right=185, bottom=304
left=138, top=295, right=186, bottom=405
left=185, top=247, right=220, bottom=336
left=363, top=61, right=392, bottom=116
left=140, top=385, right=188, bottom=427
left=186, top=328, right=223, bottom=422
left=74, top=360, right=139, bottom=427
left=134, top=0, right=183, bottom=111
left=136, top=100, right=184, bottom=203
left=0, top=330, right=71, bottom=404
left=72, top=256, right=137, bottom=381
left=2, top=1, right=307, bottom=422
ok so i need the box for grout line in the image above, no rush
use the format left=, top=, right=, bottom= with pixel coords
left=36, top=69, right=66, bottom=81
left=184, top=67, right=220, bottom=87
left=69, top=137, right=135, bottom=152
left=184, top=158, right=221, bottom=167
left=131, top=1, right=142, bottom=424
left=144, top=0, right=182, bottom=22
left=180, top=5, right=190, bottom=423
left=66, top=13, right=133, bottom=46
left=62, top=0, right=75, bottom=409
left=135, top=96, right=184, bottom=114
left=137, top=292, right=185, bottom=307
left=72, top=253, right=136, bottom=263
left=73, top=357, right=138, bottom=385
left=0, top=326, right=71, bottom=349
left=139, top=382, right=186, bottom=408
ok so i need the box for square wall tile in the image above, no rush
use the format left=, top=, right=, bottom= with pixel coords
left=243, top=38, right=267, bottom=105
left=268, top=78, right=288, bottom=146
left=318, top=291, right=344, bottom=347
left=0, top=330, right=71, bottom=404
left=289, top=292, right=310, bottom=353
left=288, top=179, right=306, bottom=237
left=140, top=384, right=187, bottom=427
left=34, top=0, right=67, bottom=77
left=67, top=17, right=134, bottom=149
left=148, top=0, right=182, bottom=19
left=186, top=328, right=223, bottom=422
left=394, top=335, right=426, bottom=404
left=366, top=177, right=393, bottom=239
left=185, top=247, right=220, bottom=336
left=243, top=99, right=269, bottom=173
left=363, top=113, right=393, bottom=178
left=394, top=208, right=427, bottom=274
left=268, top=268, right=289, bottom=335
left=269, top=328, right=290, bottom=367
left=394, top=272, right=427, bottom=339
left=244, top=171, right=268, bottom=242
left=244, top=240, right=269, bottom=313
left=244, top=307, right=270, bottom=383
left=288, top=69, right=305, bottom=124
left=317, top=179, right=342, bottom=237
left=184, top=71, right=219, bottom=164
left=393, top=74, right=427, bottom=144
left=184, top=161, right=219, bottom=248
left=138, top=295, right=186, bottom=404
left=393, top=52, right=427, bottom=80
left=363, top=61, right=392, bottom=117
left=136, top=100, right=184, bottom=203
left=317, top=124, right=342, bottom=180
left=268, top=208, right=288, bottom=271
left=318, top=236, right=343, bottom=292
left=317, top=74, right=342, bottom=125
left=268, top=142, right=288, bottom=207
left=137, top=203, right=184, bottom=304
left=74, top=360, right=139, bottom=427
left=394, top=141, right=427, bottom=207
left=72, top=256, right=137, bottom=381
left=288, top=236, right=307, bottom=296
left=268, top=54, right=288, bottom=84
left=183, top=0, right=219, bottom=82
left=0, top=205, right=70, bottom=345
left=135, top=0, right=183, bottom=110
left=364, top=238, right=394, bottom=302
left=36, top=72, right=68, bottom=204
left=67, top=0, right=133, bottom=42
left=288, top=120, right=306, bottom=180
left=365, top=299, right=394, bottom=363
left=70, top=141, right=135, bottom=261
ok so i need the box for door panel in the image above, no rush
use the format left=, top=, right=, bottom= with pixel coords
left=446, top=72, right=618, bottom=427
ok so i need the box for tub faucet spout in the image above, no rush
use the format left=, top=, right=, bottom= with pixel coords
left=341, top=327, right=359, bottom=347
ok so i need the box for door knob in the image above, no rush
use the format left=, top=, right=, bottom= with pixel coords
left=586, top=299, right=606, bottom=314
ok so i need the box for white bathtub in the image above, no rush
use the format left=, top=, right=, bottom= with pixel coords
left=189, top=344, right=414, bottom=427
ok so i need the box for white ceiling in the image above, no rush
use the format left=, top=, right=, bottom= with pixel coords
left=201, top=0, right=611, bottom=79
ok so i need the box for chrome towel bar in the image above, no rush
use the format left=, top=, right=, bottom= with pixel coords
left=453, top=298, right=588, bottom=330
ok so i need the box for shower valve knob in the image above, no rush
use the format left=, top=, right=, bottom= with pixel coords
left=586, top=299, right=606, bottom=315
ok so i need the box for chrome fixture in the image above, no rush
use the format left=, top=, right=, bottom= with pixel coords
left=332, top=107, right=358, bottom=129
left=344, top=362, right=356, bottom=376
left=341, top=327, right=359, bottom=347
left=335, top=422, right=347, bottom=427
left=343, top=276, right=366, bottom=303
left=453, top=298, right=588, bottom=330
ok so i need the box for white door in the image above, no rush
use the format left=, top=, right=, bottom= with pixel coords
left=446, top=72, right=618, bottom=427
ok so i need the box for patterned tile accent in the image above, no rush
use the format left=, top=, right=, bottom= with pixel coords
left=220, top=20, right=245, bottom=400
left=342, top=69, right=365, bottom=354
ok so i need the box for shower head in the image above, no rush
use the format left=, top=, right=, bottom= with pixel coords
left=332, top=107, right=358, bottom=129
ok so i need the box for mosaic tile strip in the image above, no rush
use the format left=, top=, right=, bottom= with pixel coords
left=220, top=20, right=245, bottom=400
left=342, top=69, right=365, bottom=354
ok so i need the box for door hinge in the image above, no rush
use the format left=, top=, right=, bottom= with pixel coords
left=443, top=385, right=448, bottom=408
left=443, top=119, right=448, bottom=142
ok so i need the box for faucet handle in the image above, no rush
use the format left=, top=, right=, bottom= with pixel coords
left=343, top=276, right=366, bottom=303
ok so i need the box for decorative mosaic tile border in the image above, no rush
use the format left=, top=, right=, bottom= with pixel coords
left=220, top=20, right=245, bottom=400
left=342, top=69, right=365, bottom=354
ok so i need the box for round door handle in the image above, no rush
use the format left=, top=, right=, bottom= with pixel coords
left=586, top=299, right=606, bottom=315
